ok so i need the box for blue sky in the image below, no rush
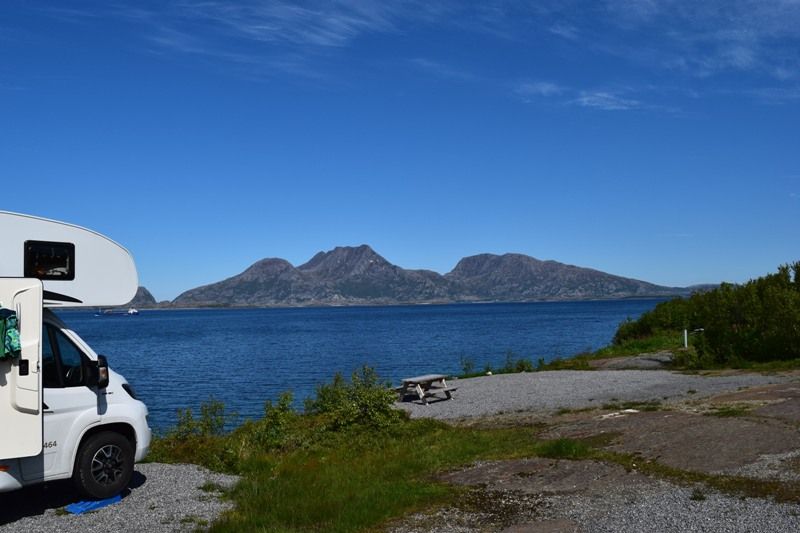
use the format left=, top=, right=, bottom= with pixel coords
left=2, top=1, right=799, bottom=301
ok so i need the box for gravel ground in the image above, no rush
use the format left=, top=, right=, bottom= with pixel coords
left=728, top=449, right=800, bottom=482
left=397, top=370, right=793, bottom=419
left=393, top=458, right=800, bottom=533
left=394, top=484, right=800, bottom=533
left=0, top=463, right=238, bottom=533
left=561, top=482, right=800, bottom=533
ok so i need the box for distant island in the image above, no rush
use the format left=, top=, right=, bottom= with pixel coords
left=129, top=245, right=706, bottom=308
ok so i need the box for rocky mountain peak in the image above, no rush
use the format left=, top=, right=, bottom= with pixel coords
left=233, top=258, right=295, bottom=282
left=447, top=253, right=545, bottom=279
left=298, top=244, right=392, bottom=278
left=126, top=286, right=157, bottom=307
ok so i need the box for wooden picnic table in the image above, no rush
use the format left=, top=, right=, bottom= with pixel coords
left=399, top=374, right=457, bottom=405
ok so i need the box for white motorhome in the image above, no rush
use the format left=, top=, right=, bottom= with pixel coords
left=0, top=212, right=150, bottom=499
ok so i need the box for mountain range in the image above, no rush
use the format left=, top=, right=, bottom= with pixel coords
left=143, top=245, right=694, bottom=308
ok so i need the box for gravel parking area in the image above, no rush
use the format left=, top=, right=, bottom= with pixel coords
left=0, top=463, right=238, bottom=533
left=397, top=370, right=793, bottom=419
left=393, top=459, right=800, bottom=533
left=562, top=482, right=800, bottom=533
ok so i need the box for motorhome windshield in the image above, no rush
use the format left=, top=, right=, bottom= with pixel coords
left=24, top=241, right=75, bottom=281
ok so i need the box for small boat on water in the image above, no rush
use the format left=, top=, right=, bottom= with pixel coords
left=94, top=307, right=140, bottom=317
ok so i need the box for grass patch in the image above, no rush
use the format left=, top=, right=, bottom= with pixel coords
left=594, top=331, right=684, bottom=359
left=180, top=515, right=209, bottom=527
left=447, top=487, right=541, bottom=529
left=533, top=332, right=683, bottom=372
left=541, top=340, right=800, bottom=374
left=787, top=457, right=800, bottom=475
left=601, top=400, right=663, bottom=412
left=536, top=355, right=594, bottom=371
left=200, top=481, right=228, bottom=493
left=706, top=404, right=751, bottom=418
left=690, top=487, right=707, bottom=501
left=534, top=438, right=592, bottom=460
left=723, top=358, right=800, bottom=372
left=555, top=406, right=595, bottom=416
left=459, top=351, right=536, bottom=378
left=212, top=421, right=545, bottom=533
left=598, top=451, right=800, bottom=503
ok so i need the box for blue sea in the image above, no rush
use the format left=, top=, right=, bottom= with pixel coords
left=57, top=300, right=663, bottom=431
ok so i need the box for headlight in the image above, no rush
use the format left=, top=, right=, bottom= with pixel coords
left=122, top=383, right=138, bottom=400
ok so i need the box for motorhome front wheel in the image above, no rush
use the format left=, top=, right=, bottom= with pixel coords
left=72, top=431, right=134, bottom=499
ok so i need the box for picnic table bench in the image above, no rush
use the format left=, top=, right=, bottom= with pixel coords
left=397, top=374, right=457, bottom=405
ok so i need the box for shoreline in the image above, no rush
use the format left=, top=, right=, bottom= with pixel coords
left=65, top=295, right=672, bottom=312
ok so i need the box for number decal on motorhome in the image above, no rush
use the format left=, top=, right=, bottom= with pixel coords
left=43, top=441, right=57, bottom=449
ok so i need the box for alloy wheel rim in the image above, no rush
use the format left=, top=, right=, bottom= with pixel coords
left=90, top=444, right=124, bottom=486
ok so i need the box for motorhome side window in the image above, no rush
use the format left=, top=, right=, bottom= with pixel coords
left=42, top=324, right=86, bottom=388
left=24, top=240, right=75, bottom=280
left=41, top=327, right=60, bottom=388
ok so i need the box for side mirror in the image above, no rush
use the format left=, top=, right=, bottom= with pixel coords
left=96, top=355, right=109, bottom=389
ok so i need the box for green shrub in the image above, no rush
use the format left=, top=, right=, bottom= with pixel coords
left=149, top=398, right=241, bottom=472
left=459, top=355, right=476, bottom=376
left=304, top=366, right=405, bottom=430
left=470, top=351, right=536, bottom=376
left=171, top=397, right=230, bottom=439
left=613, top=262, right=800, bottom=366
left=152, top=366, right=407, bottom=472
left=238, top=392, right=298, bottom=451
left=537, top=356, right=592, bottom=371
left=500, top=351, right=535, bottom=373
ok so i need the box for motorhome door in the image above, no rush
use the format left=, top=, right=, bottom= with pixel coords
left=0, top=279, right=43, bottom=460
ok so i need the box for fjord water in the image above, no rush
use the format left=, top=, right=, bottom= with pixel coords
left=60, top=300, right=663, bottom=431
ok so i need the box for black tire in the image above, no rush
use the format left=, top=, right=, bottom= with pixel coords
left=72, top=431, right=134, bottom=499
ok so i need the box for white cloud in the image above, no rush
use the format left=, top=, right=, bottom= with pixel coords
left=175, top=1, right=394, bottom=47
left=117, top=1, right=456, bottom=80
left=720, top=45, right=757, bottom=70
left=32, top=0, right=800, bottom=98
left=515, top=82, right=656, bottom=112
left=516, top=81, right=564, bottom=98
left=602, top=1, right=800, bottom=79
left=549, top=23, right=579, bottom=40
left=604, top=0, right=664, bottom=23
left=445, top=1, right=800, bottom=84
left=745, top=86, right=800, bottom=103
left=86, top=1, right=430, bottom=80
left=410, top=58, right=477, bottom=81
left=0, top=81, right=25, bottom=91
left=573, top=91, right=641, bottom=110
left=772, top=66, right=795, bottom=80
